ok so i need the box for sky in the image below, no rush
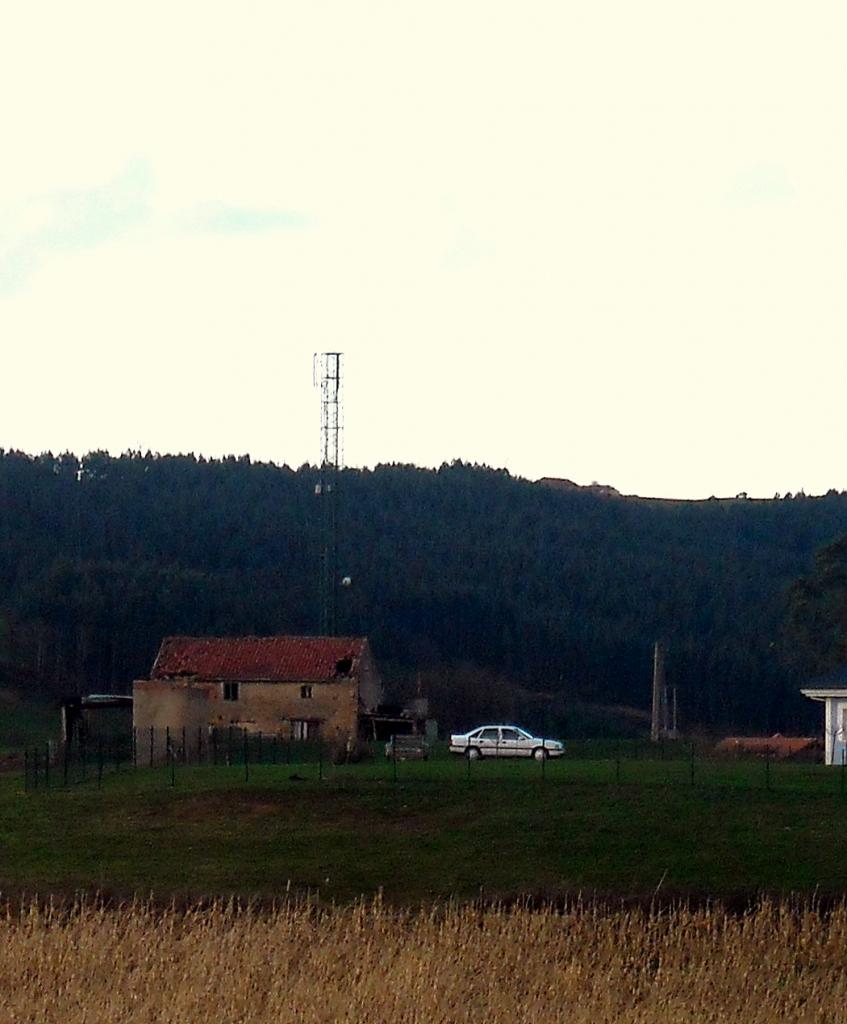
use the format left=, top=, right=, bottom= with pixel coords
left=1, top=1, right=844, bottom=498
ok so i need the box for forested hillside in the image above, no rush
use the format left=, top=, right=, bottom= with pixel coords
left=1, top=450, right=845, bottom=734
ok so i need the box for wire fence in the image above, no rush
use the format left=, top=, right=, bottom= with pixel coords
left=22, top=727, right=332, bottom=790
left=19, top=729, right=847, bottom=794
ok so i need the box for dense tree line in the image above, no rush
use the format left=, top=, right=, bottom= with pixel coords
left=0, top=449, right=845, bottom=734
left=782, top=534, right=847, bottom=679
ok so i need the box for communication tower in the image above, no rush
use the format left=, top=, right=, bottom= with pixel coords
left=314, top=352, right=343, bottom=635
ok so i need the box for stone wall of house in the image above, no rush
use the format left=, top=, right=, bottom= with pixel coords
left=225, top=679, right=360, bottom=747
left=133, top=676, right=360, bottom=762
left=133, top=679, right=219, bottom=761
left=133, top=679, right=218, bottom=732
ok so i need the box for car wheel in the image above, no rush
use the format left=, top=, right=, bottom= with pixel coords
left=467, top=746, right=482, bottom=761
left=533, top=747, right=548, bottom=761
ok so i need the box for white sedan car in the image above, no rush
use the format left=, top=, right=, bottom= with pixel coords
left=449, top=725, right=564, bottom=761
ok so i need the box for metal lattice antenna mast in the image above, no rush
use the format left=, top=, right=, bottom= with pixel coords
left=314, top=352, right=343, bottom=635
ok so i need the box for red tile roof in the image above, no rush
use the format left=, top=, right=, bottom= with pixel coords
left=150, top=636, right=369, bottom=683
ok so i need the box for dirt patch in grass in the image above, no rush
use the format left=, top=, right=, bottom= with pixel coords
left=143, top=787, right=376, bottom=831
left=130, top=783, right=473, bottom=839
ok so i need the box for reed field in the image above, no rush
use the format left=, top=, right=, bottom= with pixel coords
left=1, top=897, right=844, bottom=1023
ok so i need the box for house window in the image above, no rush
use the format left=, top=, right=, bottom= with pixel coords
left=223, top=682, right=240, bottom=702
left=292, top=720, right=319, bottom=740
left=300, top=685, right=313, bottom=699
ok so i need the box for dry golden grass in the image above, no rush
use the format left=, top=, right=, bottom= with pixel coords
left=1, top=898, right=845, bottom=1023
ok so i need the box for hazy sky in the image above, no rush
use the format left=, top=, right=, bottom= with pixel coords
left=1, top=1, right=844, bottom=498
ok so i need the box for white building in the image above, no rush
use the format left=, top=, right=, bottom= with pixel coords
left=801, top=675, right=847, bottom=765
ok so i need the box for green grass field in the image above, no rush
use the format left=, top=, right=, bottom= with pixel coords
left=3, top=750, right=847, bottom=904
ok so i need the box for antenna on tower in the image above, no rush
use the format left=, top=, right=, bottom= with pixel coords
left=314, top=352, right=343, bottom=635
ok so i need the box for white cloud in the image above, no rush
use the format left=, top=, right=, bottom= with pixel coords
left=179, top=204, right=310, bottom=234
left=725, top=164, right=797, bottom=208
left=0, top=160, right=153, bottom=293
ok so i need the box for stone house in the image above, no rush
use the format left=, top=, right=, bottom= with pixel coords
left=133, top=635, right=383, bottom=759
